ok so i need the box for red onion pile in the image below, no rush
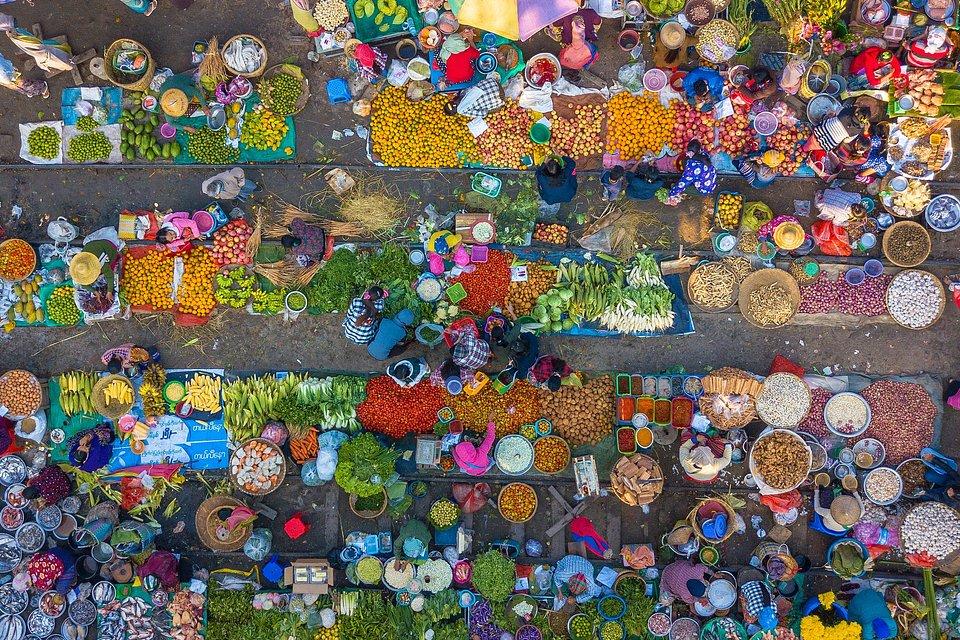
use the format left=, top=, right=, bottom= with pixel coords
left=837, top=273, right=891, bottom=316
left=799, top=387, right=832, bottom=438
left=860, top=380, right=937, bottom=463
left=798, top=278, right=839, bottom=314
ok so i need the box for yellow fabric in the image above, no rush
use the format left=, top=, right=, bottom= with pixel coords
left=290, top=0, right=320, bottom=34
left=456, top=0, right=520, bottom=40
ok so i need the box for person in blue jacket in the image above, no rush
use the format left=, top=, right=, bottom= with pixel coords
left=848, top=588, right=897, bottom=640
left=367, top=309, right=415, bottom=361
left=683, top=67, right=724, bottom=112
left=536, top=156, right=578, bottom=212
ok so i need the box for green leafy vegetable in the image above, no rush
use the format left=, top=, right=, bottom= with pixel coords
left=472, top=550, right=516, bottom=603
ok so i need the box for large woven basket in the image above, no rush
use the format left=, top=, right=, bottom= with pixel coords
left=688, top=497, right=737, bottom=544
left=104, top=39, right=155, bottom=91
left=737, top=268, right=800, bottom=329
left=91, top=374, right=134, bottom=420
left=260, top=64, right=310, bottom=115
left=885, top=269, right=945, bottom=330
left=229, top=438, right=286, bottom=496
left=195, top=495, right=253, bottom=552
left=349, top=487, right=388, bottom=519
left=222, top=35, right=268, bottom=78
left=882, top=221, right=931, bottom=268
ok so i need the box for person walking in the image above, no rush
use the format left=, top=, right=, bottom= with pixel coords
left=0, top=52, right=48, bottom=98
left=536, top=156, right=577, bottom=215
left=342, top=286, right=388, bottom=346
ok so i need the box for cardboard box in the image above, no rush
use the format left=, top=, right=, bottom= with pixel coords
left=284, top=559, right=334, bottom=594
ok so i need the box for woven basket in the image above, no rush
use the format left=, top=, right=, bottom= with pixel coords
left=261, top=64, right=310, bottom=115
left=532, top=435, right=571, bottom=475
left=229, top=438, right=286, bottom=496
left=698, top=393, right=756, bottom=430
left=349, top=488, right=388, bottom=519
left=738, top=268, right=800, bottom=329
left=497, top=482, right=538, bottom=523
left=104, top=39, right=155, bottom=92
left=91, top=374, right=134, bottom=420
left=688, top=498, right=737, bottom=543
left=885, top=269, right=945, bottom=330
left=882, top=221, right=931, bottom=268
left=195, top=495, right=253, bottom=552
left=610, top=453, right=664, bottom=507
left=222, top=35, right=268, bottom=78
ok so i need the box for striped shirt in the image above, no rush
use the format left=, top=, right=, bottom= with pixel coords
left=342, top=297, right=384, bottom=345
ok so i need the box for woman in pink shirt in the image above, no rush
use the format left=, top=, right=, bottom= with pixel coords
left=156, top=211, right=199, bottom=252
left=453, top=417, right=497, bottom=476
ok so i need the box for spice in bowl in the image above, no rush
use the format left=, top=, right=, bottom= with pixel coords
left=648, top=613, right=671, bottom=637
left=899, top=459, right=928, bottom=496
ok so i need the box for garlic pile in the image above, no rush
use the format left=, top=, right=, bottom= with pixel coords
left=902, top=502, right=960, bottom=560
left=886, top=270, right=943, bottom=329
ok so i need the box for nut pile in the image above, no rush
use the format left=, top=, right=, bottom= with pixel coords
left=688, top=262, right=737, bottom=310
left=756, top=373, right=810, bottom=427
left=886, top=270, right=943, bottom=329
left=902, top=502, right=960, bottom=560
left=751, top=431, right=810, bottom=490
left=540, top=375, right=614, bottom=447
left=748, top=283, right=796, bottom=327
left=864, top=467, right=902, bottom=504
left=884, top=223, right=930, bottom=266
left=861, top=380, right=936, bottom=464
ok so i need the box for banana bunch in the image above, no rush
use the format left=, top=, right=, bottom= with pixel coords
left=102, top=379, right=133, bottom=407
left=806, top=0, right=847, bottom=27
left=222, top=372, right=306, bottom=442
left=184, top=373, right=222, bottom=414
left=556, top=259, right=625, bottom=324
left=140, top=364, right=168, bottom=418
left=57, top=371, right=96, bottom=416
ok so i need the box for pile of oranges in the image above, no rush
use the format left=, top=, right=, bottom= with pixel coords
left=370, top=86, right=477, bottom=168
left=606, top=91, right=676, bottom=160
left=178, top=246, right=218, bottom=317
left=121, top=249, right=174, bottom=310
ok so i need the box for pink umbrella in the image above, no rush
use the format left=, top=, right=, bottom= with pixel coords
left=454, top=0, right=579, bottom=41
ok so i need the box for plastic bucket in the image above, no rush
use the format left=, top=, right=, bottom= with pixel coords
left=194, top=210, right=215, bottom=235
left=863, top=259, right=884, bottom=277
left=618, top=29, right=640, bottom=51
left=844, top=267, right=866, bottom=286
left=530, top=122, right=551, bottom=144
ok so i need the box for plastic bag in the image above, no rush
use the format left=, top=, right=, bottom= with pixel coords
left=742, top=201, right=774, bottom=232
left=452, top=482, right=491, bottom=513
left=812, top=220, right=852, bottom=256
left=577, top=225, right=614, bottom=253
left=617, top=64, right=646, bottom=94
left=518, top=84, right=555, bottom=112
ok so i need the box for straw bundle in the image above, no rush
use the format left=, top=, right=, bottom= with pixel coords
left=199, top=36, right=228, bottom=87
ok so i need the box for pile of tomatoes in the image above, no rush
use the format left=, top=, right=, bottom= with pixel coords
left=356, top=376, right=445, bottom=438
left=449, top=249, right=512, bottom=315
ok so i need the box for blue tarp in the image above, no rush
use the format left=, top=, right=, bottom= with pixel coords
left=61, top=87, right=123, bottom=125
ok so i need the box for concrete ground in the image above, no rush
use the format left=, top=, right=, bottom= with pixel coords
left=0, top=0, right=957, bottom=580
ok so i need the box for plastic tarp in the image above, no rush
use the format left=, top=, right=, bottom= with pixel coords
left=455, top=0, right=579, bottom=41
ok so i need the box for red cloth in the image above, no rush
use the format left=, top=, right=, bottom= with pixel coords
left=812, top=220, right=852, bottom=257
left=680, top=431, right=727, bottom=457
left=354, top=44, right=377, bottom=68
left=445, top=48, right=479, bottom=84
left=849, top=47, right=902, bottom=87
left=770, top=355, right=805, bottom=378
left=28, top=551, right=64, bottom=591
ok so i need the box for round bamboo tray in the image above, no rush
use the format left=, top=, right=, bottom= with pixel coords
left=104, top=39, right=155, bottom=92
left=222, top=35, right=268, bottom=78
left=882, top=220, right=931, bottom=268
left=0, top=240, right=36, bottom=282
left=497, top=482, right=538, bottom=523
left=610, top=453, right=664, bottom=506
left=879, top=173, right=924, bottom=218
left=195, top=495, right=253, bottom=552
left=229, top=438, right=286, bottom=496
left=261, top=65, right=310, bottom=115
left=91, top=374, right=134, bottom=420
left=349, top=487, right=388, bottom=519
left=532, top=435, right=570, bottom=475
left=737, top=268, right=800, bottom=329
left=688, top=497, right=737, bottom=544
left=756, top=372, right=812, bottom=428
left=686, top=262, right=739, bottom=313
left=885, top=269, right=945, bottom=330
left=698, top=394, right=756, bottom=430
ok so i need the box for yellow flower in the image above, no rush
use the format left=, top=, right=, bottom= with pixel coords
left=818, top=592, right=837, bottom=609
left=800, top=615, right=862, bottom=640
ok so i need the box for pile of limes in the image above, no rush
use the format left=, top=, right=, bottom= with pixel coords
left=188, top=127, right=239, bottom=164
left=46, top=286, right=81, bottom=326
left=67, top=131, right=112, bottom=162
left=27, top=126, right=60, bottom=160
left=261, top=73, right=302, bottom=116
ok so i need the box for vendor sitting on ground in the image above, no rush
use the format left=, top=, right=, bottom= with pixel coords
left=536, top=156, right=578, bottom=211
left=848, top=46, right=902, bottom=91
left=449, top=325, right=491, bottom=380
left=740, top=580, right=777, bottom=628
left=67, top=424, right=116, bottom=473
left=732, top=68, right=778, bottom=108
left=678, top=432, right=732, bottom=482
left=529, top=355, right=574, bottom=391
left=452, top=415, right=497, bottom=476
left=835, top=134, right=871, bottom=171
left=201, top=168, right=260, bottom=202
left=905, top=25, right=954, bottom=69
left=558, top=11, right=600, bottom=71
left=666, top=140, right=717, bottom=204
left=920, top=448, right=960, bottom=509
left=436, top=33, right=480, bottom=88
left=506, top=331, right=539, bottom=379
left=443, top=77, right=504, bottom=119
left=367, top=309, right=415, bottom=361
left=660, top=558, right=713, bottom=605
left=849, top=588, right=897, bottom=640
left=736, top=150, right=783, bottom=189
left=683, top=67, right=724, bottom=112
left=343, top=286, right=388, bottom=346
left=626, top=164, right=664, bottom=200
left=812, top=487, right=864, bottom=535
left=600, top=166, right=625, bottom=202
left=156, top=211, right=200, bottom=252
left=386, top=358, right=429, bottom=388
left=23, top=465, right=72, bottom=507
left=102, top=343, right=156, bottom=376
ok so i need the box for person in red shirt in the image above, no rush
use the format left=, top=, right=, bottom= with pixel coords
left=849, top=47, right=902, bottom=89
left=905, top=25, right=954, bottom=68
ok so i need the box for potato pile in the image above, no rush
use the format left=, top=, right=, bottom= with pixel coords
left=504, top=261, right=556, bottom=319
left=540, top=375, right=614, bottom=448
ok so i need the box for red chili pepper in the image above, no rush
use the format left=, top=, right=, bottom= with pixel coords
left=450, top=249, right=512, bottom=315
